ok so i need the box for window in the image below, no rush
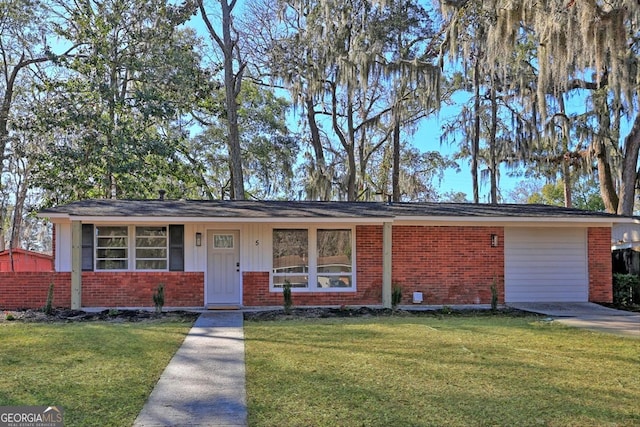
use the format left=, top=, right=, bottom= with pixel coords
left=317, top=229, right=352, bottom=288
left=86, top=225, right=184, bottom=271
left=272, top=228, right=354, bottom=290
left=135, top=226, right=167, bottom=270
left=96, top=226, right=128, bottom=270
left=272, top=229, right=308, bottom=288
left=214, top=234, right=235, bottom=249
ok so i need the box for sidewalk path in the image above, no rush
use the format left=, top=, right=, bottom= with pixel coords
left=134, top=311, right=247, bottom=427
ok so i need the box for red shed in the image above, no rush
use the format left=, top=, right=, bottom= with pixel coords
left=0, top=248, right=53, bottom=272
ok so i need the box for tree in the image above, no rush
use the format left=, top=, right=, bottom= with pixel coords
left=249, top=0, right=440, bottom=201
left=198, top=0, right=246, bottom=200
left=34, top=0, right=202, bottom=203
left=0, top=0, right=59, bottom=249
left=478, top=1, right=640, bottom=215
left=190, top=81, right=298, bottom=199
left=524, top=178, right=605, bottom=212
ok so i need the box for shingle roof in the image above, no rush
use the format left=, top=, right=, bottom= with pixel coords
left=39, top=199, right=624, bottom=220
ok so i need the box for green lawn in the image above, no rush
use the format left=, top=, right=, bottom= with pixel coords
left=0, top=319, right=193, bottom=427
left=245, top=315, right=640, bottom=427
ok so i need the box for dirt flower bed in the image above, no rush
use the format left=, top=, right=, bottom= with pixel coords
left=243, top=306, right=531, bottom=321
left=0, top=308, right=200, bottom=323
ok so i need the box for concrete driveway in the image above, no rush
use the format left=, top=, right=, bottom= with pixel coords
left=508, top=302, right=640, bottom=338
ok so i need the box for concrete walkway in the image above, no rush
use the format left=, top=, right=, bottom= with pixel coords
left=508, top=302, right=640, bottom=338
left=134, top=311, right=247, bottom=427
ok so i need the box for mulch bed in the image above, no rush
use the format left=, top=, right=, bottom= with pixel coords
left=0, top=308, right=200, bottom=323
left=243, top=306, right=532, bottom=321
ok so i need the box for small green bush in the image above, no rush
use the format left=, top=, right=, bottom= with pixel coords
left=490, top=280, right=499, bottom=312
left=44, top=283, right=54, bottom=315
left=613, top=274, right=640, bottom=306
left=283, top=281, right=293, bottom=314
left=153, top=284, right=165, bottom=314
left=392, top=285, right=402, bottom=309
left=5, top=313, right=15, bottom=321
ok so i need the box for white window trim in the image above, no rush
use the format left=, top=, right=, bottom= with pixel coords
left=270, top=225, right=356, bottom=292
left=94, top=224, right=170, bottom=272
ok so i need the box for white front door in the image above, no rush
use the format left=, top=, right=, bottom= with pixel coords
left=206, top=230, right=241, bottom=306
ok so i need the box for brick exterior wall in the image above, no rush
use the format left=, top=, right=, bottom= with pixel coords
left=391, top=226, right=504, bottom=305
left=1, top=224, right=613, bottom=309
left=588, top=227, right=613, bottom=303
left=0, top=273, right=71, bottom=310
left=81, top=272, right=204, bottom=307
left=0, top=272, right=204, bottom=310
left=242, top=225, right=504, bottom=307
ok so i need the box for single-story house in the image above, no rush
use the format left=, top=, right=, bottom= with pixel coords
left=11, top=198, right=624, bottom=311
left=0, top=248, right=53, bottom=272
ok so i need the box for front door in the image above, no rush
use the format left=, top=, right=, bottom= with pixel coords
left=206, top=230, right=241, bottom=307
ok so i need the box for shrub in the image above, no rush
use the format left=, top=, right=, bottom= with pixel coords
left=153, top=284, right=165, bottom=314
left=613, top=274, right=640, bottom=306
left=283, top=281, right=293, bottom=314
left=490, top=280, right=499, bottom=312
left=44, top=283, right=54, bottom=315
left=392, top=285, right=402, bottom=309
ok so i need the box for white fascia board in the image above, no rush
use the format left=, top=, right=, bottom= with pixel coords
left=394, top=216, right=615, bottom=227
left=53, top=215, right=389, bottom=224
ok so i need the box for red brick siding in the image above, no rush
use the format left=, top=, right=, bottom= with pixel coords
left=242, top=225, right=504, bottom=307
left=588, top=227, right=612, bottom=303
left=82, top=272, right=204, bottom=307
left=0, top=273, right=71, bottom=310
left=392, top=226, right=505, bottom=305
left=0, top=272, right=203, bottom=309
left=242, top=225, right=382, bottom=306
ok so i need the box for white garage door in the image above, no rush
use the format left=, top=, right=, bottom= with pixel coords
left=505, top=228, right=588, bottom=302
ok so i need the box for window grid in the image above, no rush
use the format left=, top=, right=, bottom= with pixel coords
left=95, top=225, right=170, bottom=271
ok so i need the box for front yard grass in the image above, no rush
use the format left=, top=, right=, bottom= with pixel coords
left=0, top=319, right=193, bottom=427
left=245, top=315, right=640, bottom=427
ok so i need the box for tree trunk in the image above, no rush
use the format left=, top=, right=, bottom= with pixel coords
left=392, top=117, right=401, bottom=203
left=10, top=161, right=29, bottom=250
left=472, top=53, right=481, bottom=204
left=595, top=140, right=619, bottom=213
left=489, top=80, right=498, bottom=204
left=558, top=95, right=572, bottom=208
left=199, top=0, right=245, bottom=200
left=617, top=113, right=640, bottom=216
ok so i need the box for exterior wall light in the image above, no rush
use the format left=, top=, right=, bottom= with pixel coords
left=491, top=234, right=499, bottom=247
left=195, top=232, right=202, bottom=247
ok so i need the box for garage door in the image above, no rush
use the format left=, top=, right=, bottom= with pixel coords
left=504, top=228, right=588, bottom=302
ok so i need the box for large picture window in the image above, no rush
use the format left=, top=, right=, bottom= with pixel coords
left=272, top=228, right=354, bottom=290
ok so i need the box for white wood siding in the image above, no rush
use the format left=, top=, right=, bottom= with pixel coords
left=55, top=223, right=72, bottom=272
left=505, top=227, right=588, bottom=302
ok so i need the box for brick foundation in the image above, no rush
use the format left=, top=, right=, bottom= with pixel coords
left=588, top=227, right=613, bottom=303
left=0, top=272, right=204, bottom=310
left=0, top=273, right=71, bottom=310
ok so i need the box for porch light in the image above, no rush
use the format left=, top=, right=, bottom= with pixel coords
left=195, top=232, right=202, bottom=247
left=491, top=234, right=499, bottom=247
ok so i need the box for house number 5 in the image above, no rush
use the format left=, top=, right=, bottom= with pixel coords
left=255, top=240, right=260, bottom=246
